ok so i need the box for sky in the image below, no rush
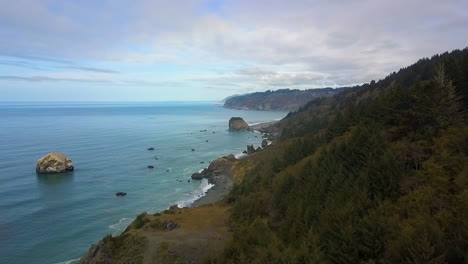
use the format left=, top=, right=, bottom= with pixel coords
left=0, top=0, right=467, bottom=101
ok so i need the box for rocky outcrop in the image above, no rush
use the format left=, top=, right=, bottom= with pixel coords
left=116, top=192, right=127, bottom=197
left=191, top=172, right=203, bottom=179
left=225, top=154, right=237, bottom=161
left=161, top=220, right=179, bottom=231
left=208, top=158, right=229, bottom=176
left=229, top=117, right=250, bottom=131
left=80, top=240, right=110, bottom=264
left=191, top=169, right=209, bottom=180
left=191, top=156, right=236, bottom=183
left=80, top=234, right=146, bottom=264
left=247, top=145, right=256, bottom=155
left=36, top=152, right=74, bottom=173
left=262, top=139, right=268, bottom=148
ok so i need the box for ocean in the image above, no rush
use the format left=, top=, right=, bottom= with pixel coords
left=0, top=102, right=287, bottom=264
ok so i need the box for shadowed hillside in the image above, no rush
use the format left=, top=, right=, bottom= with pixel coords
left=205, top=48, right=468, bottom=264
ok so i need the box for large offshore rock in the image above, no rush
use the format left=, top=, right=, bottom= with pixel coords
left=36, top=152, right=74, bottom=173
left=228, top=117, right=250, bottom=131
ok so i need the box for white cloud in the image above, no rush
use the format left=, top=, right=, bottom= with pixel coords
left=1, top=0, right=467, bottom=99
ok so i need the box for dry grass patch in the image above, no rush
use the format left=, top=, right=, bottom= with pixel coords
left=129, top=205, right=232, bottom=264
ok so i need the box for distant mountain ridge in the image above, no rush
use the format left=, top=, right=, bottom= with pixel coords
left=223, top=88, right=343, bottom=110
left=221, top=93, right=250, bottom=102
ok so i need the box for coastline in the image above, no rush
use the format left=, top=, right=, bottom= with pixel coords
left=250, top=120, right=279, bottom=130
left=189, top=119, right=277, bottom=208
left=78, top=119, right=279, bottom=264
left=191, top=168, right=233, bottom=207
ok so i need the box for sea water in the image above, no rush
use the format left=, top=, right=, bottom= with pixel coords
left=0, top=102, right=287, bottom=264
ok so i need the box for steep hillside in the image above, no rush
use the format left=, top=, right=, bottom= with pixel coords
left=205, top=48, right=468, bottom=263
left=80, top=48, right=468, bottom=264
left=224, top=88, right=341, bottom=110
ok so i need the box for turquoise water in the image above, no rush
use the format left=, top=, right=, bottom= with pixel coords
left=0, top=102, right=287, bottom=264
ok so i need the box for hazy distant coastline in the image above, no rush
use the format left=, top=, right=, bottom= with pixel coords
left=223, top=88, right=343, bottom=111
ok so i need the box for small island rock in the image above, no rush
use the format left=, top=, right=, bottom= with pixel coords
left=191, top=172, right=203, bottom=179
left=36, top=152, right=74, bottom=173
left=116, top=192, right=127, bottom=197
left=229, top=117, right=250, bottom=131
left=191, top=170, right=208, bottom=180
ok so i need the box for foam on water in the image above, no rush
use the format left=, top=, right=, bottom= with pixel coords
left=176, top=178, right=214, bottom=208
left=108, top=218, right=134, bottom=234
left=54, top=258, right=81, bottom=264
left=234, top=152, right=248, bottom=159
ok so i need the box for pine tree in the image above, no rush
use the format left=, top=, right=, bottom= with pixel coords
left=434, top=64, right=463, bottom=127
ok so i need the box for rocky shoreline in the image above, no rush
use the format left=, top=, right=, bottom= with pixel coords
left=79, top=119, right=279, bottom=264
left=191, top=170, right=233, bottom=207
left=250, top=120, right=278, bottom=130
left=189, top=120, right=278, bottom=208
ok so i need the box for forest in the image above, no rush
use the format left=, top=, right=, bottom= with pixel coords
left=223, top=88, right=342, bottom=110
left=204, top=48, right=468, bottom=264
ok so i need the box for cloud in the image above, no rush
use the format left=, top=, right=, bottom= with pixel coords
left=0, top=75, right=112, bottom=84
left=1, top=55, right=119, bottom=74
left=0, top=75, right=186, bottom=88
left=5, top=55, right=73, bottom=64
left=234, top=66, right=326, bottom=87
left=236, top=67, right=277, bottom=76
left=0, top=60, right=45, bottom=70
left=64, top=66, right=119, bottom=74
left=1, top=0, right=467, bottom=100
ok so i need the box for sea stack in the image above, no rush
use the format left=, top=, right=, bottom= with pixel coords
left=36, top=152, right=74, bottom=173
left=229, top=117, right=250, bottom=131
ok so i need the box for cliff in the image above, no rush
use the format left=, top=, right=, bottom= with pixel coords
left=206, top=48, right=468, bottom=263
left=223, top=88, right=341, bottom=110
left=81, top=48, right=468, bottom=264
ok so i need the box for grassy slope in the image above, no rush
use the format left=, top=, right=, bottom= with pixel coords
left=81, top=205, right=231, bottom=264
